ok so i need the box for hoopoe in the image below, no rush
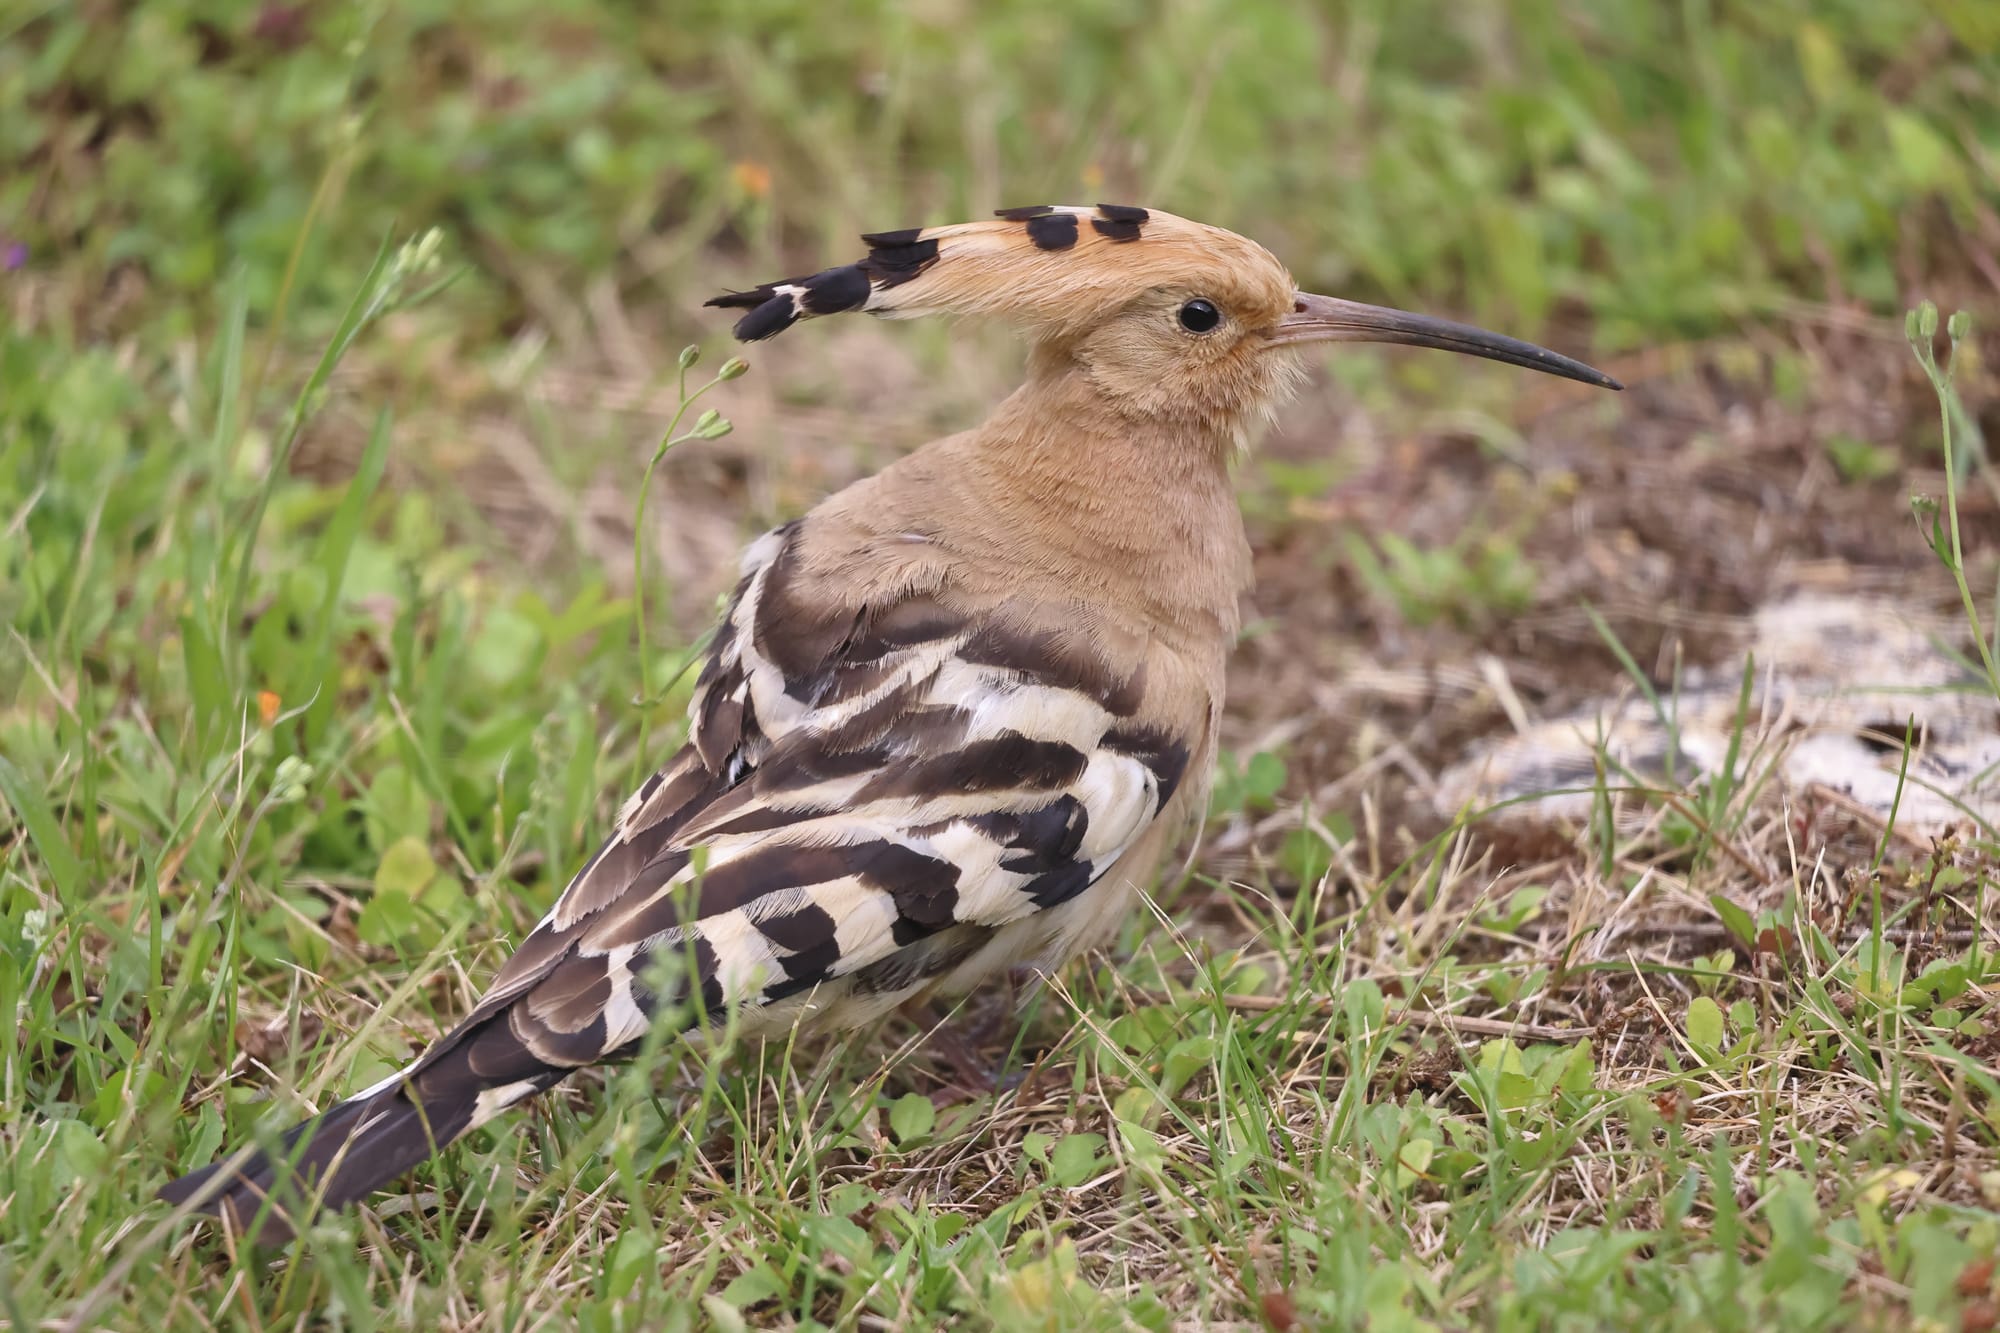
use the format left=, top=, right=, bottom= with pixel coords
left=160, top=204, right=1618, bottom=1242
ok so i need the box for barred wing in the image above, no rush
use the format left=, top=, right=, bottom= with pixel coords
left=417, top=520, right=1196, bottom=1089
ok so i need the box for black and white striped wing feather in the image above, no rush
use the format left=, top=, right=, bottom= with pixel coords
left=436, top=521, right=1192, bottom=1091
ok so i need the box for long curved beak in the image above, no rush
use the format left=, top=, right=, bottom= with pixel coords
left=1268, top=292, right=1622, bottom=390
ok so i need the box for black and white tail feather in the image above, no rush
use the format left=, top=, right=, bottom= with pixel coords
left=159, top=516, right=1195, bottom=1244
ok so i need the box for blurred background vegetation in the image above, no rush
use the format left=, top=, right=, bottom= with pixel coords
left=8, top=0, right=1997, bottom=348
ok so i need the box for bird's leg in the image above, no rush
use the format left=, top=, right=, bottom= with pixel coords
left=905, top=1000, right=1000, bottom=1101
left=959, top=964, right=1047, bottom=1047
left=903, top=966, right=1050, bottom=1105
left=902, top=999, right=1021, bottom=1104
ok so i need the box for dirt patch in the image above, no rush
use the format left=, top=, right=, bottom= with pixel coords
left=1229, top=322, right=1996, bottom=851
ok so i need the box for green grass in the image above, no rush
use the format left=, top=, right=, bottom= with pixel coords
left=8, top=0, right=1996, bottom=349
left=5, top=4, right=2000, bottom=1329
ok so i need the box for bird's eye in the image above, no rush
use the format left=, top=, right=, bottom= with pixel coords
left=1178, top=299, right=1221, bottom=334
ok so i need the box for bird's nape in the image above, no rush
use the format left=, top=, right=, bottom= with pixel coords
left=1267, top=292, right=1623, bottom=390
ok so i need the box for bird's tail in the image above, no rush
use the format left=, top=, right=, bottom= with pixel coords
left=157, top=1016, right=568, bottom=1246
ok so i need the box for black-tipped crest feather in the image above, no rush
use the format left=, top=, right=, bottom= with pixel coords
left=705, top=205, right=1171, bottom=343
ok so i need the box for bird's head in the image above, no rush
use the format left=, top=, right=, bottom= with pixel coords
left=709, top=205, right=1619, bottom=432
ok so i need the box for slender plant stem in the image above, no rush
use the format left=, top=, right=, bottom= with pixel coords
left=631, top=369, right=733, bottom=776
left=1937, top=378, right=2000, bottom=694
left=1909, top=308, right=1998, bottom=697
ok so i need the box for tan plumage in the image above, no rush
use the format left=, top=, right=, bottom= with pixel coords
left=159, top=204, right=1619, bottom=1242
